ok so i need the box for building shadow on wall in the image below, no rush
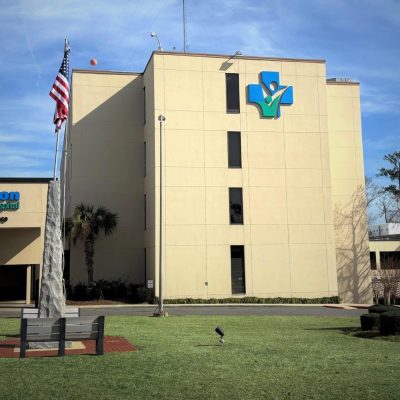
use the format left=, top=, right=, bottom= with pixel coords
left=334, top=186, right=372, bottom=304
left=67, top=75, right=146, bottom=284
left=0, top=228, right=40, bottom=265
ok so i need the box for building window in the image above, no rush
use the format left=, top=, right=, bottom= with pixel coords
left=226, top=73, right=240, bottom=113
left=229, top=188, right=243, bottom=224
left=144, top=248, right=147, bottom=284
left=380, top=251, right=400, bottom=269
left=144, top=141, right=146, bottom=177
left=228, top=131, right=242, bottom=168
left=370, top=252, right=377, bottom=270
left=144, top=194, right=147, bottom=230
left=231, top=245, right=246, bottom=295
left=143, top=87, right=146, bottom=125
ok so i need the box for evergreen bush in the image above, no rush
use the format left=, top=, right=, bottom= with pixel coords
left=379, top=311, right=400, bottom=335
left=368, top=305, right=400, bottom=314
left=360, top=313, right=380, bottom=330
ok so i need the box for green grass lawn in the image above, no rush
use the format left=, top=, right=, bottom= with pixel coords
left=0, top=315, right=399, bottom=400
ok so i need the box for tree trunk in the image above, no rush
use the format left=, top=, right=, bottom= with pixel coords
left=84, top=236, right=95, bottom=285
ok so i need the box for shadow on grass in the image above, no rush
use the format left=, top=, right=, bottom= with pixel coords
left=0, top=343, right=16, bottom=349
left=305, top=326, right=400, bottom=341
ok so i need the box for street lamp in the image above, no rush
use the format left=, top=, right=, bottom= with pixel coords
left=153, top=114, right=168, bottom=317
left=150, top=32, right=163, bottom=51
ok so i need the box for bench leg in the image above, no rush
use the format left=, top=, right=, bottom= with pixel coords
left=20, top=318, right=27, bottom=358
left=20, top=339, right=27, bottom=358
left=96, top=316, right=105, bottom=355
left=58, top=318, right=66, bottom=356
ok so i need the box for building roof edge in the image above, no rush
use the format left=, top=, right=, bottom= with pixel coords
left=0, top=177, right=53, bottom=183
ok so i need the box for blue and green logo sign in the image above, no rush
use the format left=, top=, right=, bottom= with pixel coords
left=248, top=71, right=293, bottom=118
left=0, top=191, right=20, bottom=211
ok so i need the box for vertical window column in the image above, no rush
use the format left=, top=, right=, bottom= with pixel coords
left=144, top=194, right=147, bottom=230
left=228, top=131, right=242, bottom=168
left=226, top=73, right=240, bottom=113
left=231, top=246, right=246, bottom=295
left=144, top=141, right=146, bottom=177
left=229, top=188, right=243, bottom=224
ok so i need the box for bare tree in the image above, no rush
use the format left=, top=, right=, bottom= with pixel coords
left=377, top=192, right=400, bottom=223
left=365, top=176, right=400, bottom=224
left=365, top=176, right=381, bottom=224
left=377, top=150, right=400, bottom=198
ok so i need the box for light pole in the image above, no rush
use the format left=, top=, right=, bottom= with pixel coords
left=150, top=32, right=163, bottom=51
left=154, top=114, right=167, bottom=317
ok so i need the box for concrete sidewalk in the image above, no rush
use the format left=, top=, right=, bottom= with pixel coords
left=0, top=304, right=368, bottom=318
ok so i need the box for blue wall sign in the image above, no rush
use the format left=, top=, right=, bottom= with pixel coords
left=0, top=191, right=20, bottom=210
left=248, top=71, right=293, bottom=118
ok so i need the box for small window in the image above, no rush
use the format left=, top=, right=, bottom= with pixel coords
left=229, top=188, right=243, bottom=224
left=370, top=252, right=377, bottom=270
left=228, top=131, right=242, bottom=168
left=226, top=73, right=240, bottom=113
left=380, top=251, right=400, bottom=269
left=231, top=245, right=246, bottom=295
left=144, top=248, right=147, bottom=284
left=143, top=87, right=146, bottom=125
left=144, top=141, right=146, bottom=177
left=144, top=194, right=147, bottom=230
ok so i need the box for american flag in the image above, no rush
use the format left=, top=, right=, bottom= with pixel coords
left=49, top=41, right=70, bottom=132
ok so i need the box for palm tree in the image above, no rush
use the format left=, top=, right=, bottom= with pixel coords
left=70, top=203, right=118, bottom=284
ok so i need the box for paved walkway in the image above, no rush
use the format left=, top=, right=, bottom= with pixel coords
left=0, top=336, right=136, bottom=358
left=0, top=305, right=366, bottom=318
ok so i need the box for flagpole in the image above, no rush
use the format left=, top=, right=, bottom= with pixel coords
left=53, top=129, right=60, bottom=179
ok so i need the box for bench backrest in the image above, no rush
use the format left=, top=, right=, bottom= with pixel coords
left=65, top=316, right=104, bottom=340
left=21, top=307, right=80, bottom=319
left=23, top=318, right=63, bottom=341
left=22, top=316, right=103, bottom=341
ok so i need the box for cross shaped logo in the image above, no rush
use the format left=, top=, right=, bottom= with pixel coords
left=248, top=72, right=294, bottom=118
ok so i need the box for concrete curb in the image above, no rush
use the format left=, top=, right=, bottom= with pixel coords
left=71, top=303, right=370, bottom=309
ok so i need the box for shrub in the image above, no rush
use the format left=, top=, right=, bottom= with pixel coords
left=127, top=284, right=156, bottom=303
left=379, top=311, right=400, bottom=335
left=368, top=304, right=400, bottom=314
left=162, top=296, right=340, bottom=305
left=73, top=282, right=88, bottom=300
left=136, top=286, right=155, bottom=303
left=360, top=313, right=380, bottom=331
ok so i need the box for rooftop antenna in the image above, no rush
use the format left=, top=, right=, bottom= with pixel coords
left=150, top=32, right=163, bottom=51
left=183, top=0, right=188, bottom=52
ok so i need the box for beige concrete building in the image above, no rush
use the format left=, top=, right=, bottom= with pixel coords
left=0, top=178, right=51, bottom=304
left=64, top=51, right=372, bottom=303
left=369, top=224, right=400, bottom=270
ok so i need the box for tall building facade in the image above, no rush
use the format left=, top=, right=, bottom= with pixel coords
left=65, top=51, right=371, bottom=303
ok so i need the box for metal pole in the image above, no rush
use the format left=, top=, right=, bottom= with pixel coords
left=183, top=0, right=187, bottom=52
left=154, top=114, right=167, bottom=317
left=53, top=130, right=60, bottom=180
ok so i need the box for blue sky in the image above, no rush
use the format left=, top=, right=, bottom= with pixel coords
left=0, top=0, right=399, bottom=180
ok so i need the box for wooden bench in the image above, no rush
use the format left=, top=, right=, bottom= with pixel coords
left=19, top=316, right=105, bottom=358
left=21, top=307, right=80, bottom=319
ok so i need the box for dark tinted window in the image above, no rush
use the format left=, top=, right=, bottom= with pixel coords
left=144, top=141, right=146, bottom=177
left=228, top=132, right=241, bottom=168
left=144, top=248, right=147, bottom=283
left=144, top=194, right=147, bottom=230
left=229, top=188, right=243, bottom=224
left=231, top=246, right=245, bottom=294
left=370, top=252, right=376, bottom=270
left=380, top=251, right=400, bottom=269
left=226, top=73, right=240, bottom=113
left=143, top=87, right=146, bottom=124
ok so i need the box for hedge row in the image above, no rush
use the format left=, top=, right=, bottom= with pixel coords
left=163, top=296, right=340, bottom=304
left=368, top=304, right=400, bottom=314
left=361, top=306, right=400, bottom=335
left=67, top=281, right=155, bottom=303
